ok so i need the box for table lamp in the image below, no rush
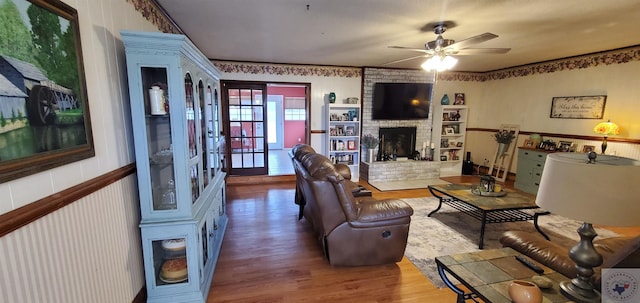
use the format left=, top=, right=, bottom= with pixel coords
left=536, top=152, right=640, bottom=303
left=593, top=120, right=620, bottom=154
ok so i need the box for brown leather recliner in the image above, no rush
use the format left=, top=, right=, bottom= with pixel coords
left=500, top=230, right=640, bottom=290
left=290, top=144, right=370, bottom=220
left=290, top=144, right=414, bottom=266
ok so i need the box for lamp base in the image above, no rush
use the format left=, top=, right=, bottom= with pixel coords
left=559, top=280, right=601, bottom=303
left=601, top=136, right=608, bottom=154
left=560, top=222, right=603, bottom=303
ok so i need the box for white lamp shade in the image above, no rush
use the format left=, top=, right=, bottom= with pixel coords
left=536, top=153, right=640, bottom=226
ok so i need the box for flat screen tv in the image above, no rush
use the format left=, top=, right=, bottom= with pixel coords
left=372, top=82, right=432, bottom=120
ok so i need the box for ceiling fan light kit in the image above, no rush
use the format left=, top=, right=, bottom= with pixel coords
left=421, top=55, right=458, bottom=72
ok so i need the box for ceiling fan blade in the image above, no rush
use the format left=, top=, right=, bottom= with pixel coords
left=388, top=46, right=433, bottom=54
left=381, top=54, right=428, bottom=66
left=446, top=32, right=498, bottom=51
left=452, top=48, right=511, bottom=55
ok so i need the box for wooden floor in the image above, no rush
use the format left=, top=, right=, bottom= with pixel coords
left=208, top=176, right=637, bottom=302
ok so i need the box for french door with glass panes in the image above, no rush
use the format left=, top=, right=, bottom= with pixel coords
left=222, top=82, right=267, bottom=176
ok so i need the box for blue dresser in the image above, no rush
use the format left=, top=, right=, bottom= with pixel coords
left=514, top=148, right=550, bottom=194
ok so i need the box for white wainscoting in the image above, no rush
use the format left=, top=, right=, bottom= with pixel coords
left=0, top=175, right=143, bottom=303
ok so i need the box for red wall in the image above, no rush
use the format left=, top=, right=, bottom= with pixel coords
left=266, top=86, right=307, bottom=148
left=284, top=121, right=306, bottom=147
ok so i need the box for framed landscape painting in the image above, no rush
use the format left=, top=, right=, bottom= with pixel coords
left=0, top=0, right=93, bottom=183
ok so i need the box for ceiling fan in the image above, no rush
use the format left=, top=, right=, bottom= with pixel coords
left=386, top=22, right=511, bottom=71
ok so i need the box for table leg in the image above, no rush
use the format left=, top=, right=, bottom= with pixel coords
left=437, top=262, right=468, bottom=303
left=428, top=187, right=444, bottom=217
left=534, top=211, right=551, bottom=240
left=478, top=212, right=487, bottom=249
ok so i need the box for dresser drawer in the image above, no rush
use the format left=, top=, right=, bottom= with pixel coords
left=515, top=148, right=550, bottom=195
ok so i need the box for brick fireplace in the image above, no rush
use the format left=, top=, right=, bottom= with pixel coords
left=360, top=68, right=436, bottom=163
left=358, top=68, right=441, bottom=182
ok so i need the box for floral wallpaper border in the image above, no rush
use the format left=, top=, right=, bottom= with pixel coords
left=212, top=61, right=362, bottom=78
left=126, top=0, right=181, bottom=34
left=129, top=0, right=639, bottom=80
left=440, top=45, right=640, bottom=82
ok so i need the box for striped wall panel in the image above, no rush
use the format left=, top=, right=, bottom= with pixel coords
left=0, top=175, right=143, bottom=303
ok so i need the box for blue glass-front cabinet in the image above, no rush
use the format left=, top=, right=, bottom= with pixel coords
left=122, top=30, right=227, bottom=303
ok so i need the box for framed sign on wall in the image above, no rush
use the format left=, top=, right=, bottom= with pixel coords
left=550, top=95, right=606, bottom=119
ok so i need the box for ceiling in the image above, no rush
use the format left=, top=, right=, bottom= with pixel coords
left=156, top=0, right=640, bottom=72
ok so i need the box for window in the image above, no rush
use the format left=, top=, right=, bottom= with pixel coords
left=285, top=108, right=305, bottom=120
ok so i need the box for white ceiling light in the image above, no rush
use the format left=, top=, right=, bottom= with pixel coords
left=421, top=54, right=458, bottom=72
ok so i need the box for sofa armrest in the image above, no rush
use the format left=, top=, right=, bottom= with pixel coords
left=499, top=231, right=577, bottom=279
left=350, top=199, right=413, bottom=228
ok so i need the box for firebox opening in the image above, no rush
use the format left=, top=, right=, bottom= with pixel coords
left=378, top=127, right=417, bottom=160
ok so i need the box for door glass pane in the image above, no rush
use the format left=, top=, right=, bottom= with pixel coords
left=185, top=74, right=196, bottom=158
left=241, top=89, right=252, bottom=105
left=201, top=222, right=208, bottom=269
left=228, top=89, right=240, bottom=105
left=142, top=67, right=176, bottom=212
left=153, top=238, right=187, bottom=285
left=254, top=137, right=264, bottom=152
left=242, top=153, right=254, bottom=167
left=254, top=122, right=264, bottom=137
left=198, top=81, right=209, bottom=187
left=253, top=106, right=263, bottom=121
left=253, top=153, right=265, bottom=167
left=190, top=164, right=200, bottom=203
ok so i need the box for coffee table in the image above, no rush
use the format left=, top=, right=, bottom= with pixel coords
left=435, top=247, right=571, bottom=303
left=428, top=183, right=549, bottom=249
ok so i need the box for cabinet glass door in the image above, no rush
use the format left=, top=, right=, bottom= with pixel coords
left=185, top=74, right=200, bottom=203
left=152, top=238, right=188, bottom=285
left=142, top=67, right=176, bottom=211
left=198, top=81, right=210, bottom=188
left=214, top=88, right=224, bottom=172
left=205, top=85, right=220, bottom=178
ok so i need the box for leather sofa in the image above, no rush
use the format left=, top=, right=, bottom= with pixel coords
left=289, top=144, right=414, bottom=266
left=500, top=230, right=640, bottom=289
